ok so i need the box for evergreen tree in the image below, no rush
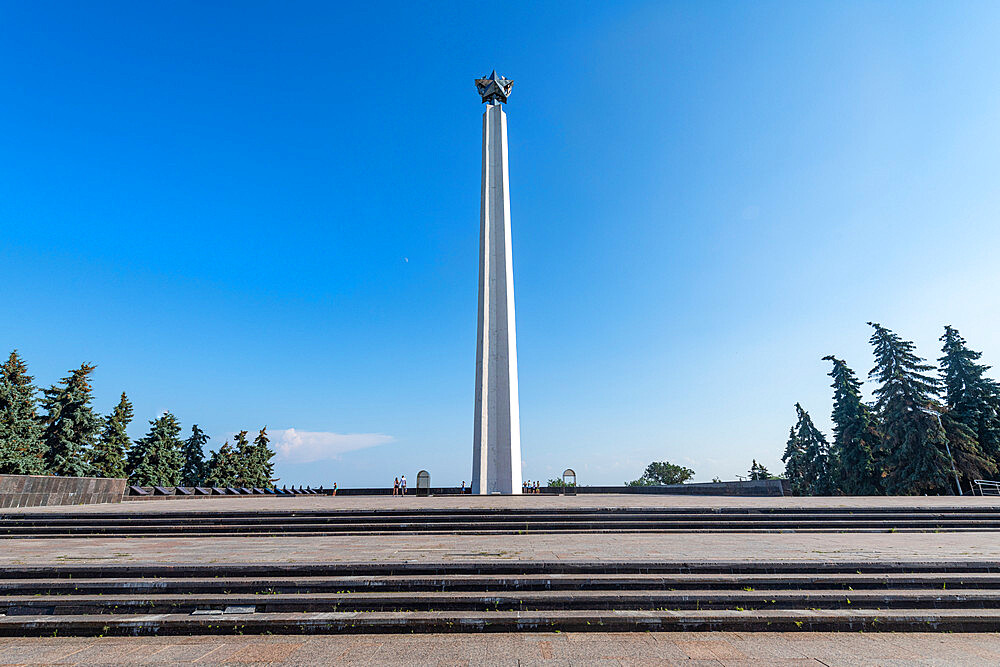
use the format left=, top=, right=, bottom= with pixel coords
left=180, top=424, right=209, bottom=487
left=748, top=459, right=771, bottom=480
left=782, top=404, right=831, bottom=495
left=41, top=363, right=100, bottom=477
left=0, top=351, right=47, bottom=475
left=204, top=441, right=241, bottom=487
left=782, top=425, right=806, bottom=494
left=232, top=430, right=252, bottom=486
left=128, top=412, right=185, bottom=486
left=939, top=326, right=1000, bottom=467
left=938, top=406, right=996, bottom=487
left=798, top=403, right=832, bottom=494
left=868, top=322, right=952, bottom=494
left=823, top=355, right=882, bottom=495
left=250, top=427, right=276, bottom=487
left=89, top=392, right=132, bottom=478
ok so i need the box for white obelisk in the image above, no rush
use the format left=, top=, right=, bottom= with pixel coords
left=471, top=71, right=522, bottom=495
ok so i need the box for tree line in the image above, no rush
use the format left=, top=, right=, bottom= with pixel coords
left=783, top=323, right=1000, bottom=496
left=626, top=461, right=696, bottom=486
left=0, top=351, right=276, bottom=487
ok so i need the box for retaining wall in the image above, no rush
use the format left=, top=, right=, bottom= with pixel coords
left=330, top=480, right=789, bottom=496
left=123, top=479, right=789, bottom=499
left=575, top=480, right=790, bottom=496
left=0, top=474, right=127, bottom=508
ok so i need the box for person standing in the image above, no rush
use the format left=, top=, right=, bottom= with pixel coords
left=393, top=477, right=399, bottom=496
left=461, top=481, right=466, bottom=494
left=401, top=475, right=407, bottom=496
left=332, top=482, right=337, bottom=497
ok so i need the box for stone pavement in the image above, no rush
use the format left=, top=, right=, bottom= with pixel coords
left=7, top=493, right=1000, bottom=514
left=4, top=495, right=1000, bottom=663
left=2, top=531, right=999, bottom=566
left=3, top=494, right=1000, bottom=566
left=1, top=631, right=999, bottom=665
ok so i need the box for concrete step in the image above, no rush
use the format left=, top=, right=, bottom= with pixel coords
left=11, top=509, right=1000, bottom=523
left=1, top=608, right=999, bottom=635
left=8, top=508, right=1000, bottom=521
left=3, top=561, right=1000, bottom=634
left=9, top=528, right=1000, bottom=540
left=3, top=589, right=1000, bottom=614
left=6, top=520, right=1000, bottom=537
left=2, top=560, right=996, bottom=578
left=8, top=508, right=1000, bottom=520
left=5, top=571, right=999, bottom=594
left=6, top=507, right=1000, bottom=537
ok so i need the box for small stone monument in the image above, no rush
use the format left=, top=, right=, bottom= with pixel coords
left=416, top=470, right=431, bottom=497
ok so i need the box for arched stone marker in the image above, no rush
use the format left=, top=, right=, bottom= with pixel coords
left=416, top=470, right=431, bottom=497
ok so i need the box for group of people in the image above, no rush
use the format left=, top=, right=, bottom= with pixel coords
left=522, top=480, right=541, bottom=494
left=392, top=475, right=407, bottom=496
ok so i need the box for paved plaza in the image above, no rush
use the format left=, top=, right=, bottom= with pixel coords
left=3, top=495, right=1000, bottom=566
left=8, top=493, right=1000, bottom=514
left=2, top=529, right=999, bottom=566
left=4, top=495, right=1000, bottom=663
left=3, top=631, right=1000, bottom=665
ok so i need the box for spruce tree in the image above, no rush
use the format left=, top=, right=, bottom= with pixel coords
left=823, top=355, right=882, bottom=495
left=180, top=424, right=209, bottom=487
left=250, top=427, right=276, bottom=488
left=748, top=459, right=771, bottom=480
left=798, top=403, right=832, bottom=495
left=205, top=441, right=241, bottom=487
left=781, top=426, right=808, bottom=496
left=128, top=412, right=185, bottom=486
left=782, top=404, right=831, bottom=495
left=233, top=430, right=252, bottom=486
left=868, top=322, right=952, bottom=494
left=938, top=406, right=996, bottom=486
left=89, top=392, right=132, bottom=478
left=939, top=326, right=1000, bottom=467
left=0, top=351, right=47, bottom=475
left=41, top=363, right=100, bottom=477
left=782, top=425, right=808, bottom=495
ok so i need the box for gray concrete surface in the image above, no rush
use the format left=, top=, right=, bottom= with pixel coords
left=2, top=493, right=999, bottom=515
left=1, top=530, right=997, bottom=566
left=4, top=495, right=998, bottom=662
left=0, top=631, right=999, bottom=665
left=4, top=494, right=1000, bottom=566
left=5, top=493, right=1000, bottom=514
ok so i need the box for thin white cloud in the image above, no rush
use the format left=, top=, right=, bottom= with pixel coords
left=269, top=428, right=394, bottom=463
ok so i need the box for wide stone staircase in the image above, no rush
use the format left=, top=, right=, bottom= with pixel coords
left=5, top=506, right=1000, bottom=537
left=2, top=561, right=1000, bottom=635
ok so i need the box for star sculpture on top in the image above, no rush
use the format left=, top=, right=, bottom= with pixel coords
left=475, top=70, right=513, bottom=104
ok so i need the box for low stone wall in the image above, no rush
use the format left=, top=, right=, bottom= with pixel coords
left=333, top=480, right=790, bottom=497
left=575, top=480, right=791, bottom=497
left=122, top=480, right=789, bottom=499
left=0, top=474, right=127, bottom=508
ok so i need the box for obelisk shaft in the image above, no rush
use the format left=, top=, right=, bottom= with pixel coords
left=472, top=103, right=522, bottom=495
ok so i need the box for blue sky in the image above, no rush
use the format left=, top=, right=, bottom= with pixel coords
left=4, top=2, right=1000, bottom=486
